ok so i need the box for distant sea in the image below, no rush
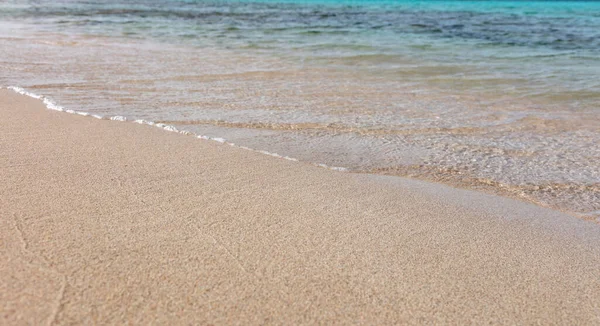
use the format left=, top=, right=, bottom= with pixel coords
left=1, top=0, right=599, bottom=220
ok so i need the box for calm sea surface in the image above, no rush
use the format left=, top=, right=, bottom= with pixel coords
left=1, top=0, right=599, bottom=220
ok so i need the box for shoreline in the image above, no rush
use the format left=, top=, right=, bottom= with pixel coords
left=4, top=86, right=349, bottom=172
left=2, top=89, right=600, bottom=324
left=5, top=85, right=597, bottom=222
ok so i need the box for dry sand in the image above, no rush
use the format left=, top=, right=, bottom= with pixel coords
left=1, top=89, right=600, bottom=325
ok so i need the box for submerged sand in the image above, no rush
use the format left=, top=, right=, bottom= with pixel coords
left=1, top=89, right=600, bottom=324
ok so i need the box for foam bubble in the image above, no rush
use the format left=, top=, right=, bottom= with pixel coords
left=42, top=98, right=63, bottom=111
left=110, top=116, right=127, bottom=121
left=134, top=119, right=154, bottom=125
left=162, top=125, right=179, bottom=132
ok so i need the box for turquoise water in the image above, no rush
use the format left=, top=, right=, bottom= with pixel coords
left=0, top=1, right=599, bottom=219
left=2, top=0, right=600, bottom=107
left=5, top=1, right=600, bottom=53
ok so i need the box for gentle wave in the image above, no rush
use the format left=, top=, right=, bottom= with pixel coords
left=2, top=0, right=599, bottom=108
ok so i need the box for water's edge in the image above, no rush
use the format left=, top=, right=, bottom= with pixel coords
left=7, top=85, right=598, bottom=224
left=4, top=86, right=348, bottom=172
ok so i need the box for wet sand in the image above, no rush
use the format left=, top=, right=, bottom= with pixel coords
left=1, top=89, right=600, bottom=324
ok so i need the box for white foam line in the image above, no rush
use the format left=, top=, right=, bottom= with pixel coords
left=8, top=86, right=42, bottom=99
left=110, top=116, right=127, bottom=122
left=327, top=166, right=348, bottom=172
left=134, top=119, right=154, bottom=125
left=4, top=86, right=349, bottom=172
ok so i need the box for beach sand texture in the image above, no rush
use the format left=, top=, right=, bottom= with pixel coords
left=1, top=89, right=600, bottom=324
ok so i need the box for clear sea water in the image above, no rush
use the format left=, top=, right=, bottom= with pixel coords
left=0, top=0, right=599, bottom=220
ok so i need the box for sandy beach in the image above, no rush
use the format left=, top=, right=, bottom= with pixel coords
left=1, top=89, right=600, bottom=324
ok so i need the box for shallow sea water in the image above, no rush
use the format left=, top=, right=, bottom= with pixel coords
left=0, top=0, right=599, bottom=220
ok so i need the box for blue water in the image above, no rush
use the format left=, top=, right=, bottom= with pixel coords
left=6, top=1, right=600, bottom=50
left=2, top=0, right=599, bottom=107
